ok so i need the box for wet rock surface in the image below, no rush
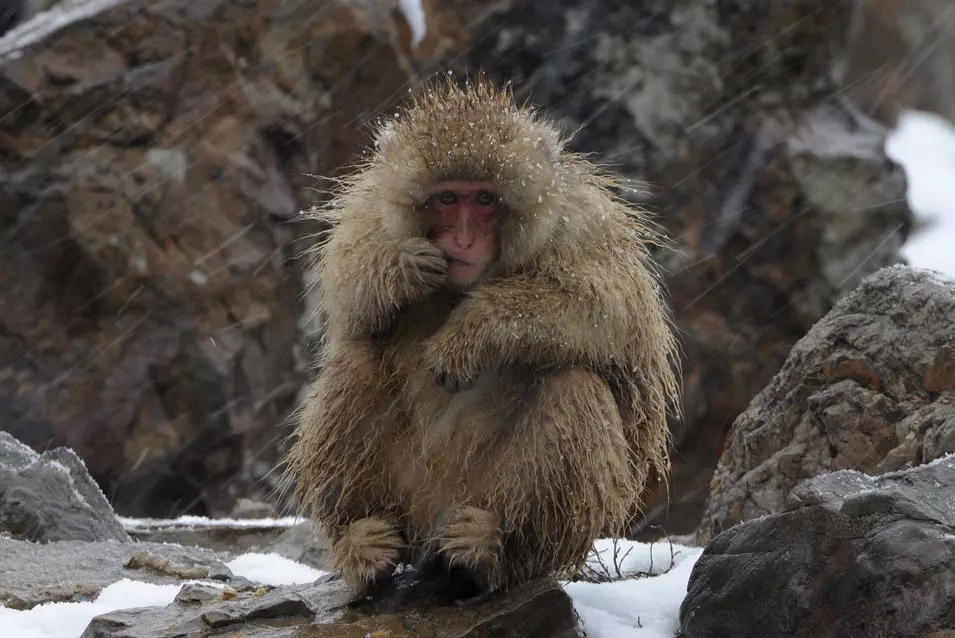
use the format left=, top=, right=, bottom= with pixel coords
left=680, top=454, right=955, bottom=638
left=0, top=535, right=244, bottom=609
left=123, top=517, right=332, bottom=569
left=81, top=571, right=580, bottom=638
left=0, top=431, right=129, bottom=542
left=699, top=266, right=955, bottom=542
left=123, top=517, right=298, bottom=558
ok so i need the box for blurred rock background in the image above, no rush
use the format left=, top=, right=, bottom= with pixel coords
left=0, top=0, right=949, bottom=535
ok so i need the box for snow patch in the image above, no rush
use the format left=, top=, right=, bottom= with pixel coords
left=398, top=0, right=427, bottom=48
left=564, top=544, right=704, bottom=638
left=886, top=109, right=955, bottom=278
left=225, top=552, right=328, bottom=586
left=582, top=538, right=695, bottom=578
left=119, top=515, right=304, bottom=530
left=0, top=579, right=187, bottom=638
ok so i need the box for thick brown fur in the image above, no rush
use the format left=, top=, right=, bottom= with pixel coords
left=283, top=76, right=681, bottom=594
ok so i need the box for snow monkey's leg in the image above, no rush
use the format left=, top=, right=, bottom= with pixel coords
left=286, top=341, right=405, bottom=592
left=438, top=367, right=639, bottom=589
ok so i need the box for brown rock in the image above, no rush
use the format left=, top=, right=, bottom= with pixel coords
left=925, top=345, right=955, bottom=392
left=842, top=0, right=955, bottom=126
left=0, top=0, right=470, bottom=518
left=699, top=266, right=955, bottom=543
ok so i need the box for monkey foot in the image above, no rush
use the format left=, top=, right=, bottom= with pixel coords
left=333, top=517, right=404, bottom=591
left=437, top=506, right=503, bottom=590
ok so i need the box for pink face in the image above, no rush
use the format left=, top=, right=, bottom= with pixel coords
left=426, top=180, right=502, bottom=288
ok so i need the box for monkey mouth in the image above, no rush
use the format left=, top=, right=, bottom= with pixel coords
left=444, top=254, right=484, bottom=268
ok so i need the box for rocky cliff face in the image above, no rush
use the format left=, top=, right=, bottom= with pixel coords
left=0, top=0, right=445, bottom=516
left=0, top=0, right=933, bottom=528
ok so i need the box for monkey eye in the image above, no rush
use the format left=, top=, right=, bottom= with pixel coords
left=474, top=190, right=496, bottom=206
left=436, top=191, right=458, bottom=205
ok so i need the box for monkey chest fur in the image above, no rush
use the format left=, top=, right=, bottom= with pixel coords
left=376, top=298, right=540, bottom=535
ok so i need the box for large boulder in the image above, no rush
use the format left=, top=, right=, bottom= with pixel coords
left=699, top=266, right=955, bottom=542
left=0, top=431, right=129, bottom=542
left=680, top=454, right=955, bottom=638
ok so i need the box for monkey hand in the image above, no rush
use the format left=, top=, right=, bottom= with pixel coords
left=396, top=237, right=448, bottom=303
left=425, top=305, right=489, bottom=393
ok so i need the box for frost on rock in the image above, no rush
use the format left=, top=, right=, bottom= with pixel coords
left=885, top=109, right=955, bottom=278
left=0, top=0, right=126, bottom=59
left=0, top=431, right=40, bottom=469
left=398, top=0, right=427, bottom=48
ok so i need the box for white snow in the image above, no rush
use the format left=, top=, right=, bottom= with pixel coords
left=0, top=579, right=187, bottom=638
left=398, top=0, right=428, bottom=48
left=0, top=549, right=325, bottom=638
left=0, top=0, right=125, bottom=59
left=225, top=552, right=327, bottom=586
left=564, top=539, right=704, bottom=638
left=119, top=514, right=304, bottom=530
left=886, top=109, right=955, bottom=278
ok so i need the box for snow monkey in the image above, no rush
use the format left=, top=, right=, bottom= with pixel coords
left=284, top=76, right=680, bottom=595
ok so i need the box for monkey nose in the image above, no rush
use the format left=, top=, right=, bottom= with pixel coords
left=456, top=218, right=476, bottom=249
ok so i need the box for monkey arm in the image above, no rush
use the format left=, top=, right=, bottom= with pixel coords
left=427, top=268, right=658, bottom=391
left=320, top=226, right=448, bottom=340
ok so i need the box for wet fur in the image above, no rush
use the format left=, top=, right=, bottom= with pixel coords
left=283, top=77, right=681, bottom=592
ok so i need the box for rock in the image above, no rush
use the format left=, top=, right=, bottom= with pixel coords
left=699, top=266, right=955, bottom=542
left=842, top=0, right=955, bottom=126
left=0, top=535, right=246, bottom=609
left=463, top=0, right=913, bottom=536
left=124, top=516, right=298, bottom=557
left=0, top=0, right=479, bottom=520
left=265, top=521, right=332, bottom=570
left=680, top=454, right=955, bottom=638
left=229, top=498, right=277, bottom=519
left=81, top=573, right=579, bottom=638
left=0, top=431, right=129, bottom=542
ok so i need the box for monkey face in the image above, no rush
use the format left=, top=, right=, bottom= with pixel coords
left=425, top=180, right=502, bottom=288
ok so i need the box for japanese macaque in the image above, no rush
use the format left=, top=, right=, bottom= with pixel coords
left=284, top=77, right=680, bottom=595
